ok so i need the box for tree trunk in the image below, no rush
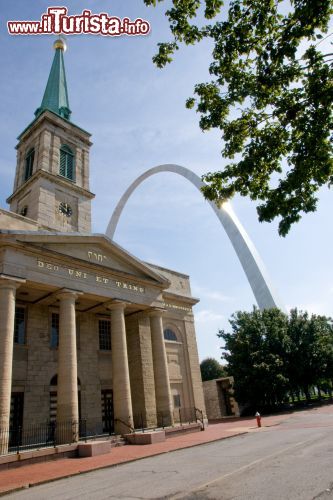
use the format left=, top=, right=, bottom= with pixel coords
left=303, top=387, right=310, bottom=403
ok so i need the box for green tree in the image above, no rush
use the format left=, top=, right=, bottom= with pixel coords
left=219, top=307, right=290, bottom=408
left=144, top=0, right=333, bottom=235
left=200, top=357, right=227, bottom=381
left=287, top=309, right=333, bottom=400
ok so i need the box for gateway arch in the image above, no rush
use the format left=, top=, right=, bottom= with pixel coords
left=106, top=164, right=285, bottom=311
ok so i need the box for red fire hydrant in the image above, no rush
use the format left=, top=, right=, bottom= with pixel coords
left=255, top=412, right=261, bottom=428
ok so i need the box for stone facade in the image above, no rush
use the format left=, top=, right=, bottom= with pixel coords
left=203, top=377, right=240, bottom=421
left=0, top=41, right=206, bottom=450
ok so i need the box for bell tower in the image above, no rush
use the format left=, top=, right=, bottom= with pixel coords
left=7, top=39, right=95, bottom=233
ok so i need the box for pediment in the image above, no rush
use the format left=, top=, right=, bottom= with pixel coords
left=11, top=232, right=169, bottom=287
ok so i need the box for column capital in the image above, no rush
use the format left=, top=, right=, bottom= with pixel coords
left=106, top=300, right=127, bottom=312
left=55, top=289, right=83, bottom=301
left=148, top=308, right=166, bottom=319
left=0, top=275, right=26, bottom=290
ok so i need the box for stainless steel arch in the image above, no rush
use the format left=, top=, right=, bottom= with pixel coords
left=106, top=164, right=285, bottom=311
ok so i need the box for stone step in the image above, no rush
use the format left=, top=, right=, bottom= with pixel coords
left=165, top=422, right=202, bottom=439
left=84, top=435, right=127, bottom=448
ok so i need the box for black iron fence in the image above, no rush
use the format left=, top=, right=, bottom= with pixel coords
left=0, top=420, right=87, bottom=455
left=133, top=407, right=204, bottom=432
left=0, top=408, right=205, bottom=455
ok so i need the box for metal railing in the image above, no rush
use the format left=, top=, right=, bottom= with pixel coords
left=195, top=407, right=205, bottom=430
left=133, top=410, right=171, bottom=431
left=0, top=420, right=87, bottom=456
left=133, top=407, right=203, bottom=432
left=174, top=407, right=197, bottom=425
left=114, top=418, right=135, bottom=434
left=0, top=408, right=205, bottom=455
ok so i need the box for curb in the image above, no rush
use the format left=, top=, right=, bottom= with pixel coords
left=0, top=430, right=250, bottom=497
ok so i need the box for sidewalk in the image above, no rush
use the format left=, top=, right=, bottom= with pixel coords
left=0, top=412, right=294, bottom=496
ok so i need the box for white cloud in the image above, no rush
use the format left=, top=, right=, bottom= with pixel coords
left=286, top=302, right=332, bottom=316
left=192, top=284, right=234, bottom=303
left=195, top=309, right=225, bottom=324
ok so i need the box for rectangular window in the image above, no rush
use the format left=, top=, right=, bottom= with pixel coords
left=50, top=313, right=80, bottom=348
left=50, top=313, right=59, bottom=348
left=24, top=149, right=34, bottom=181
left=99, top=320, right=111, bottom=350
left=76, top=315, right=80, bottom=349
left=173, top=395, right=181, bottom=408
left=14, top=307, right=26, bottom=345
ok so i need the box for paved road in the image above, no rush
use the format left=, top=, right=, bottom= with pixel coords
left=5, top=409, right=333, bottom=499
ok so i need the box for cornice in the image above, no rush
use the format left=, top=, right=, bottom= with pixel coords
left=6, top=169, right=95, bottom=204
left=162, top=290, right=199, bottom=305
left=17, top=110, right=92, bottom=146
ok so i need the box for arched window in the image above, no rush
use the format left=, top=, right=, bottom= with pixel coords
left=164, top=329, right=177, bottom=341
left=24, top=148, right=35, bottom=181
left=59, top=145, right=75, bottom=181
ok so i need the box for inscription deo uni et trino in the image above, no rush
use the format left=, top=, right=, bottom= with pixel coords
left=37, top=260, right=145, bottom=293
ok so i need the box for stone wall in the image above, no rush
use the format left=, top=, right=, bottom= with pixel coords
left=78, top=313, right=102, bottom=434
left=203, top=380, right=226, bottom=420
left=0, top=209, right=41, bottom=231
left=183, top=319, right=206, bottom=415
left=10, top=274, right=205, bottom=432
left=126, top=313, right=157, bottom=428
left=203, top=377, right=240, bottom=420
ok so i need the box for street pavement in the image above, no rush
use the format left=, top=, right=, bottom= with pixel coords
left=1, top=405, right=333, bottom=499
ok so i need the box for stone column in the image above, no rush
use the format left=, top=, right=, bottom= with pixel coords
left=108, top=302, right=134, bottom=435
left=0, top=277, right=23, bottom=455
left=56, top=290, right=81, bottom=444
left=150, top=310, right=174, bottom=427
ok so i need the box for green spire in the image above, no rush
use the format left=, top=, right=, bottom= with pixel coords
left=35, top=39, right=71, bottom=120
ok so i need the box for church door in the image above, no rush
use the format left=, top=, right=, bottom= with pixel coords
left=9, top=392, right=24, bottom=449
left=101, top=390, right=114, bottom=434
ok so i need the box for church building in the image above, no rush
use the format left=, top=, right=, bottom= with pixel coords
left=0, top=39, right=205, bottom=452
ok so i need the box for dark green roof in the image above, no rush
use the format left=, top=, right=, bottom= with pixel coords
left=35, top=47, right=71, bottom=120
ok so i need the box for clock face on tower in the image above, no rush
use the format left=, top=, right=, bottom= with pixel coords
left=58, top=202, right=72, bottom=217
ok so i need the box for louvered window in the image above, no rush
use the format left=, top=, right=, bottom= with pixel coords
left=24, top=148, right=35, bottom=181
left=59, top=145, right=75, bottom=181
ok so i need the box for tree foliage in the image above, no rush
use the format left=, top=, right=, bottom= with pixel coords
left=219, top=308, right=290, bottom=407
left=219, top=307, right=333, bottom=409
left=200, top=357, right=227, bottom=381
left=144, top=0, right=333, bottom=235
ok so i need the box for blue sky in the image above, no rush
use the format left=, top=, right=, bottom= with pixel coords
left=1, top=1, right=333, bottom=362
